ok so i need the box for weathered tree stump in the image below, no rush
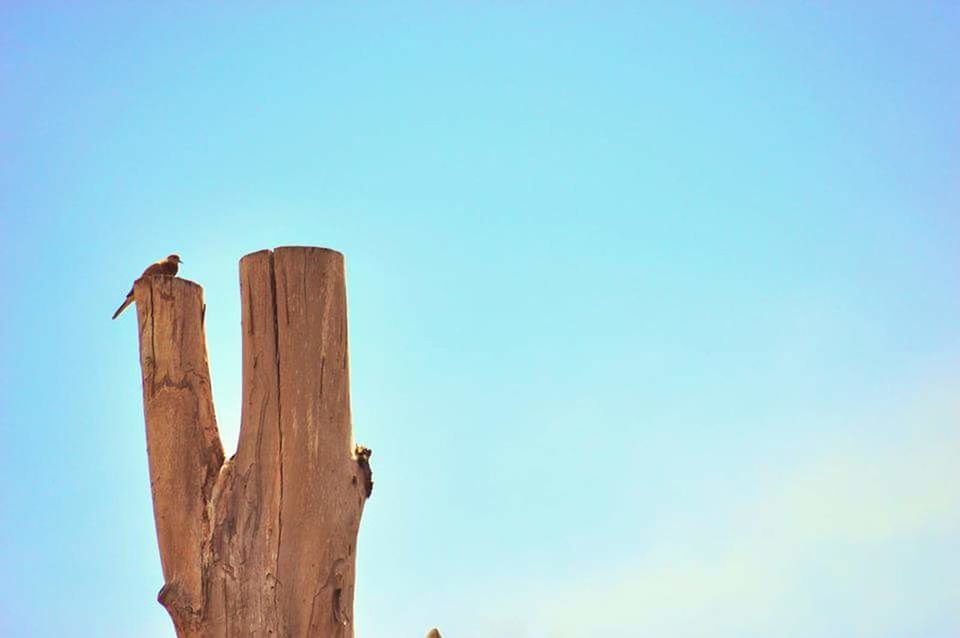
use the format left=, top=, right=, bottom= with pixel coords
left=133, top=246, right=372, bottom=637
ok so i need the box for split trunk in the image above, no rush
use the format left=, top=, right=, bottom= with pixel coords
left=133, top=246, right=372, bottom=637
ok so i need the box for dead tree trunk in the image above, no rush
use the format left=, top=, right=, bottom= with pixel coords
left=133, top=246, right=372, bottom=637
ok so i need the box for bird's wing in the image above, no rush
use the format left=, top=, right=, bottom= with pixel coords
left=142, top=259, right=179, bottom=277
left=141, top=261, right=166, bottom=277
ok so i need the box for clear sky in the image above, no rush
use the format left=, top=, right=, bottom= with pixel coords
left=2, top=3, right=959, bottom=637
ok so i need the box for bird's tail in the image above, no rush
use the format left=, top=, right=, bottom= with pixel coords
left=112, top=293, right=134, bottom=320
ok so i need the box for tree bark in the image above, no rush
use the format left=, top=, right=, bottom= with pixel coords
left=133, top=247, right=372, bottom=637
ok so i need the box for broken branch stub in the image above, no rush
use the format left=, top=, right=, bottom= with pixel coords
left=133, top=247, right=372, bottom=637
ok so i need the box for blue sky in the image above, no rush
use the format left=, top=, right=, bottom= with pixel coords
left=2, top=3, right=959, bottom=637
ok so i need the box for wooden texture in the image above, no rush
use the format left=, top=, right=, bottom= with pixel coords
left=133, top=247, right=371, bottom=637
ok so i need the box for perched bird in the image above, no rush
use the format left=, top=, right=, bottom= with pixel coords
left=112, top=254, right=183, bottom=319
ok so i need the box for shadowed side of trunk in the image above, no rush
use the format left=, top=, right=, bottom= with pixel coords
left=202, top=250, right=284, bottom=635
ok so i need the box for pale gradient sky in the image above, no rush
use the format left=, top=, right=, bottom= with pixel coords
left=2, top=3, right=959, bottom=637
